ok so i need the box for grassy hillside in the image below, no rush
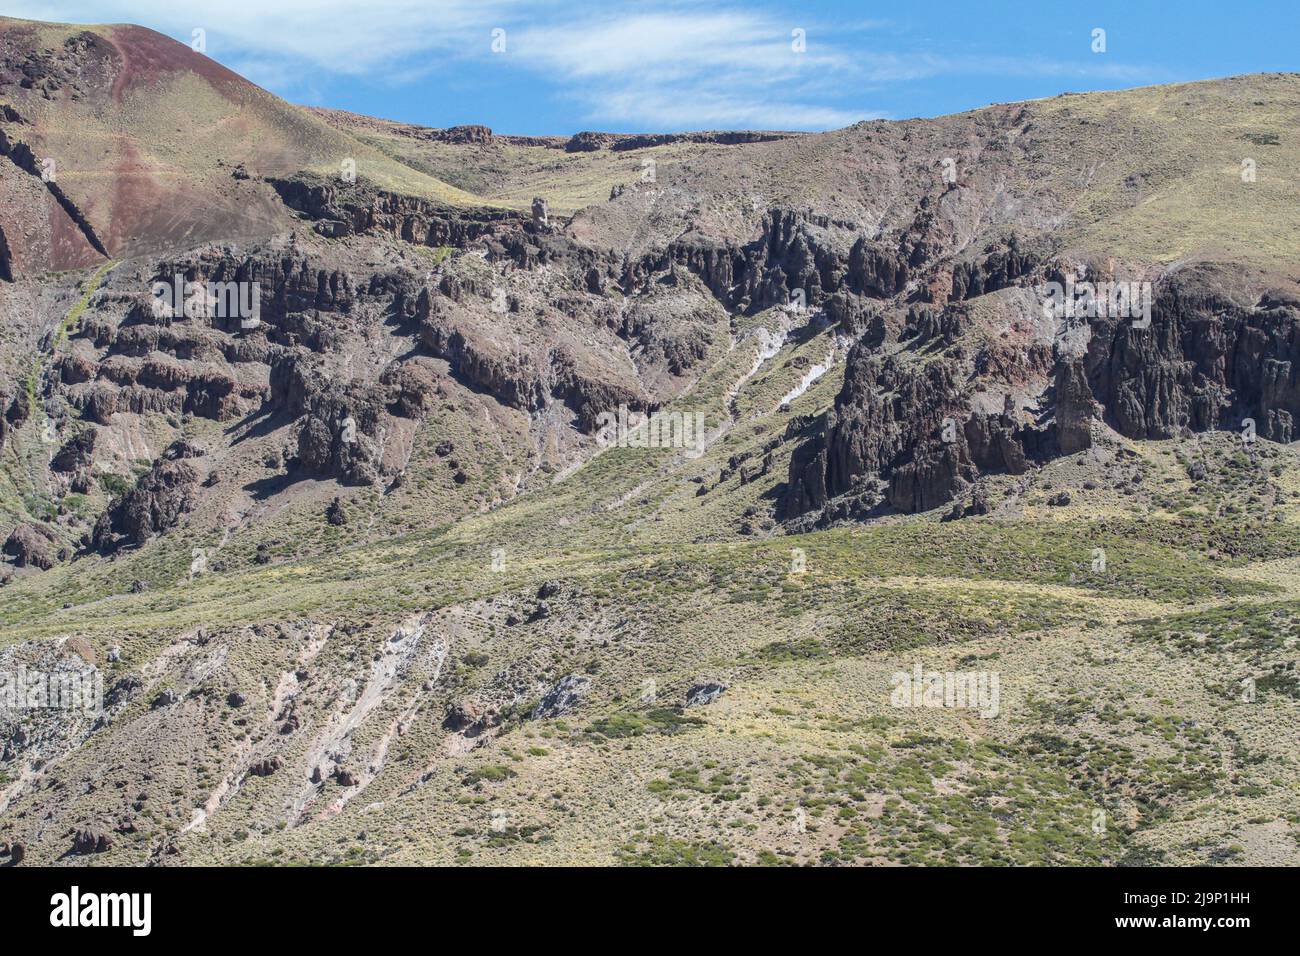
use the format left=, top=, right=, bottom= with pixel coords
left=0, top=16, right=484, bottom=266
left=2, top=34, right=1299, bottom=866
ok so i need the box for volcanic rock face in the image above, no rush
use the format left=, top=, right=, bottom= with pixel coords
left=0, top=28, right=122, bottom=101
left=620, top=210, right=916, bottom=315
left=92, top=453, right=201, bottom=552
left=566, top=129, right=796, bottom=153
left=271, top=176, right=523, bottom=246
left=272, top=353, right=394, bottom=485
left=685, top=681, right=727, bottom=707
left=784, top=332, right=977, bottom=519
left=781, top=259, right=1300, bottom=521
left=248, top=756, right=282, bottom=777
left=0, top=18, right=1296, bottom=559
left=0, top=222, right=12, bottom=282
left=434, top=124, right=492, bottom=145
left=50, top=429, right=95, bottom=472
left=3, top=522, right=58, bottom=568
left=1083, top=271, right=1300, bottom=443
left=1054, top=360, right=1096, bottom=455
left=1, top=18, right=1299, bottom=870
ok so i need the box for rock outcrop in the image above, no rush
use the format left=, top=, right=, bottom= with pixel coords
left=530, top=674, right=590, bottom=719
left=70, top=827, right=113, bottom=855
left=50, top=429, right=96, bottom=473
left=685, top=681, right=727, bottom=707
left=783, top=262, right=1300, bottom=520
left=1083, top=269, right=1300, bottom=443
left=92, top=451, right=201, bottom=551
left=3, top=522, right=58, bottom=569
left=270, top=176, right=524, bottom=246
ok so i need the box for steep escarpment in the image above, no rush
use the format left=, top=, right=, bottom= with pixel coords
left=1, top=26, right=1297, bottom=576
left=273, top=173, right=735, bottom=432
left=782, top=293, right=1059, bottom=522
left=564, top=129, right=798, bottom=152
left=781, top=260, right=1300, bottom=523
left=2, top=22, right=1300, bottom=870
left=620, top=209, right=915, bottom=314
left=12, top=169, right=741, bottom=564
left=1082, top=267, right=1300, bottom=443
left=270, top=352, right=417, bottom=486
left=271, top=176, right=524, bottom=245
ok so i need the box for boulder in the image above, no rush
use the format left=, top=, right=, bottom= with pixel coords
left=531, top=674, right=590, bottom=719
left=685, top=681, right=727, bottom=707
left=150, top=689, right=180, bottom=709
left=3, top=522, right=58, bottom=569
left=70, top=827, right=112, bottom=855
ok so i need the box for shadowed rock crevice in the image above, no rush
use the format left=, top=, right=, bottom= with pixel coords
left=0, top=127, right=110, bottom=257
left=0, top=222, right=12, bottom=282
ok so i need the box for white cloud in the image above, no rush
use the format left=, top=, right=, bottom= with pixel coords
left=6, top=1, right=1165, bottom=131
left=593, top=89, right=877, bottom=131
left=7, top=0, right=512, bottom=73
left=511, top=12, right=847, bottom=82
left=855, top=52, right=1160, bottom=85
left=506, top=9, right=869, bottom=129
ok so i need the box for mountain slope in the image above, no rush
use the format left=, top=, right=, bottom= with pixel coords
left=0, top=23, right=1298, bottom=867
left=0, top=16, right=479, bottom=272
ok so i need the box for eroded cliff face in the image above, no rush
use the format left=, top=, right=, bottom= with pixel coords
left=1083, top=272, right=1300, bottom=443
left=2, top=163, right=1289, bottom=573
left=0, top=221, right=13, bottom=282
left=780, top=261, right=1300, bottom=523
left=92, top=442, right=203, bottom=552
left=2, top=29, right=1298, bottom=579
left=7, top=171, right=753, bottom=561
left=271, top=177, right=526, bottom=248
left=619, top=209, right=914, bottom=313
left=28, top=156, right=1299, bottom=560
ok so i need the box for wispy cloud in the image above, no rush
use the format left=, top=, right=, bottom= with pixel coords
left=7, top=0, right=508, bottom=72
left=505, top=8, right=873, bottom=129
left=7, top=1, right=1167, bottom=131
left=854, top=52, right=1161, bottom=86
left=593, top=89, right=877, bottom=131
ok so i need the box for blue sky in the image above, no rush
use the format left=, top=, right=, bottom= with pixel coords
left=10, top=1, right=1299, bottom=134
